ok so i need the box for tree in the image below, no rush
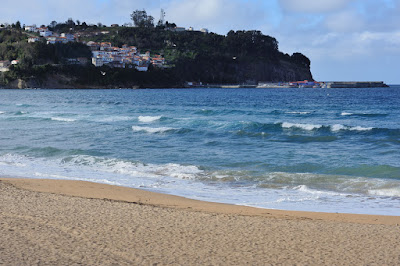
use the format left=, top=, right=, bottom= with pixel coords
left=50, top=21, right=57, bottom=29
left=15, top=21, right=21, bottom=30
left=66, top=18, right=75, bottom=28
left=130, top=10, right=154, bottom=28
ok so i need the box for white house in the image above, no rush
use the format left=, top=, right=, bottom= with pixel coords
left=92, top=57, right=104, bottom=67
left=46, top=36, right=69, bottom=44
left=39, top=28, right=52, bottom=37
left=200, top=28, right=209, bottom=33
left=60, top=33, right=75, bottom=42
left=28, top=37, right=40, bottom=43
left=25, top=25, right=37, bottom=32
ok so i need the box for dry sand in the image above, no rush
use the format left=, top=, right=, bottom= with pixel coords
left=1, top=178, right=400, bottom=265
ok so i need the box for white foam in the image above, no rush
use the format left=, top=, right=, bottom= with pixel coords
left=349, top=126, right=373, bottom=131
left=368, top=188, right=400, bottom=197
left=1, top=153, right=400, bottom=215
left=286, top=111, right=311, bottom=115
left=331, top=124, right=347, bottom=131
left=51, top=117, right=76, bottom=122
left=0, top=111, right=5, bottom=114
left=132, top=126, right=173, bottom=133
left=282, top=122, right=322, bottom=131
left=153, top=163, right=203, bottom=180
left=138, top=116, right=162, bottom=123
left=294, top=184, right=343, bottom=196
left=97, top=116, right=133, bottom=122
left=341, top=112, right=353, bottom=116
left=331, top=124, right=373, bottom=132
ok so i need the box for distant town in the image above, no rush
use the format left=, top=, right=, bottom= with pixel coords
left=0, top=24, right=171, bottom=72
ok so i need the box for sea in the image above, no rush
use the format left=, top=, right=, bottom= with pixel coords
left=1, top=87, right=400, bottom=216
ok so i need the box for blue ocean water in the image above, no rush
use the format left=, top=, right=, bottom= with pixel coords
left=1, top=87, right=400, bottom=215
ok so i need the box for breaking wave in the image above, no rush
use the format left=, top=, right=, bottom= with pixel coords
left=282, top=122, right=322, bottom=131
left=341, top=112, right=388, bottom=117
left=138, top=116, right=162, bottom=123
left=51, top=117, right=76, bottom=122
left=132, top=126, right=175, bottom=134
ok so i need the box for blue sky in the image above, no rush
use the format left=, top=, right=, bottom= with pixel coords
left=1, top=0, right=399, bottom=83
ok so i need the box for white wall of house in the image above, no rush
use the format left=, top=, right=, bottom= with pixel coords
left=92, top=57, right=104, bottom=67
left=25, top=25, right=37, bottom=32
left=40, top=30, right=52, bottom=37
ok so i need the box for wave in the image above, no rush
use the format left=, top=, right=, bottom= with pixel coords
left=258, top=171, right=400, bottom=197
left=282, top=122, right=322, bottom=131
left=341, top=112, right=388, bottom=117
left=230, top=121, right=380, bottom=136
left=0, top=111, right=5, bottom=114
left=0, top=153, right=204, bottom=183
left=282, top=122, right=373, bottom=132
left=61, top=155, right=204, bottom=180
left=331, top=124, right=373, bottom=132
left=195, top=109, right=217, bottom=116
left=285, top=111, right=312, bottom=115
left=132, top=126, right=175, bottom=134
left=369, top=188, right=400, bottom=197
left=51, top=117, right=76, bottom=122
left=138, top=116, right=162, bottom=123
left=96, top=116, right=134, bottom=122
left=15, top=111, right=28, bottom=115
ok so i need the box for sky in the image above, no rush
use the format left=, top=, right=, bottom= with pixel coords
left=1, top=0, right=399, bottom=83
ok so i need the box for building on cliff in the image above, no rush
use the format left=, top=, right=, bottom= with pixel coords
left=88, top=42, right=165, bottom=71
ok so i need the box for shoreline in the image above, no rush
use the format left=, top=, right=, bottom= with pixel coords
left=2, top=178, right=399, bottom=224
left=0, top=82, right=396, bottom=90
left=2, top=177, right=400, bottom=265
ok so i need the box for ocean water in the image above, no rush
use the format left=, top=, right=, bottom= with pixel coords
left=1, top=87, right=400, bottom=215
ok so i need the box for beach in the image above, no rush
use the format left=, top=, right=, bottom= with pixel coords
left=1, top=178, right=400, bottom=265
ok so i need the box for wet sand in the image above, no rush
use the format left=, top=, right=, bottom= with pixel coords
left=1, top=178, right=400, bottom=265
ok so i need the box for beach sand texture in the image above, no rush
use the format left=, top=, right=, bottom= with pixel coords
left=1, top=178, right=400, bottom=265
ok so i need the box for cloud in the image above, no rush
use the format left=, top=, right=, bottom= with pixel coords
left=165, top=0, right=273, bottom=34
left=324, top=10, right=364, bottom=32
left=279, top=0, right=352, bottom=13
left=165, top=0, right=269, bottom=34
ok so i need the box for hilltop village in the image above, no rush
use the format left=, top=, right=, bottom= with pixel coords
left=0, top=12, right=318, bottom=88
left=3, top=25, right=166, bottom=72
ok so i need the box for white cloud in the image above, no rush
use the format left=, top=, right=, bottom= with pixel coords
left=279, top=0, right=352, bottom=13
left=165, top=0, right=269, bottom=33
left=324, top=10, right=364, bottom=32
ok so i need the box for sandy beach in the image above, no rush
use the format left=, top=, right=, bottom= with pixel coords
left=1, top=178, right=400, bottom=265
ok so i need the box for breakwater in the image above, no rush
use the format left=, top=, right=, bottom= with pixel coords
left=325, top=81, right=388, bottom=88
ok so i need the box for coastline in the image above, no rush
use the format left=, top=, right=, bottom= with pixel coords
left=1, top=177, right=400, bottom=264
left=1, top=178, right=399, bottom=224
